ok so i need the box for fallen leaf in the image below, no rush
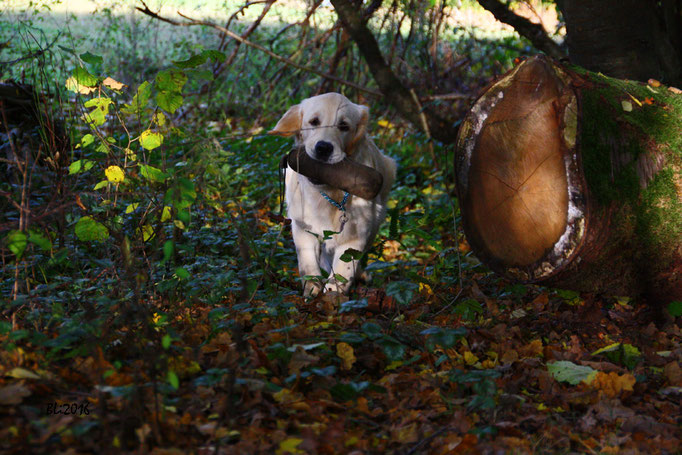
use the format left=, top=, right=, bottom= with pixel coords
left=7, top=367, right=41, bottom=379
left=288, top=347, right=319, bottom=375
left=337, top=342, right=356, bottom=370
left=277, top=437, right=305, bottom=455
left=663, top=361, right=682, bottom=385
left=591, top=371, right=636, bottom=397
left=0, top=381, right=31, bottom=405
left=547, top=361, right=597, bottom=385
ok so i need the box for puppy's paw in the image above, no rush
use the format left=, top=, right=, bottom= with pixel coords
left=325, top=279, right=352, bottom=295
left=303, top=280, right=322, bottom=298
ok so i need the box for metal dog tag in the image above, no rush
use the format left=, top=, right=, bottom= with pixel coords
left=338, top=212, right=348, bottom=233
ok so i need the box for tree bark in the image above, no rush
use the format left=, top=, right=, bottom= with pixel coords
left=557, top=0, right=682, bottom=86
left=454, top=55, right=682, bottom=303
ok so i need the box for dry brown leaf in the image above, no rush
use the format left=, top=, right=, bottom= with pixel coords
left=0, top=381, right=31, bottom=405
left=501, top=349, right=519, bottom=364
left=663, top=361, right=682, bottom=385
left=591, top=371, right=636, bottom=397
left=102, top=77, right=126, bottom=90
left=519, top=339, right=543, bottom=358
left=288, top=347, right=319, bottom=375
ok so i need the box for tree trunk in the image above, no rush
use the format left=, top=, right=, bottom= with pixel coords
left=454, top=55, right=682, bottom=303
left=557, top=0, right=682, bottom=86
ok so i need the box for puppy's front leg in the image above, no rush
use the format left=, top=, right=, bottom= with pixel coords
left=292, top=221, right=323, bottom=296
left=326, top=240, right=366, bottom=294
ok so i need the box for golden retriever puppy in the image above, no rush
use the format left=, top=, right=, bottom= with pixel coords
left=270, top=93, right=396, bottom=296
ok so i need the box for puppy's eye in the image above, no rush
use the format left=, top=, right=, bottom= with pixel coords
left=338, top=121, right=350, bottom=132
left=309, top=118, right=320, bottom=127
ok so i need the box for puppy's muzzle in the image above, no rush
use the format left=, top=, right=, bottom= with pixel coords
left=314, top=141, right=334, bottom=162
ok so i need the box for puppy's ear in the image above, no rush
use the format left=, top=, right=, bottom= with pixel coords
left=269, top=104, right=301, bottom=136
left=346, top=104, right=369, bottom=155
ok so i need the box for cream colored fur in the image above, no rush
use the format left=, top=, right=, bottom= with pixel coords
left=270, top=93, right=396, bottom=296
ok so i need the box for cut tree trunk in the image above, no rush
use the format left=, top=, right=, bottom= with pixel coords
left=454, top=55, right=682, bottom=303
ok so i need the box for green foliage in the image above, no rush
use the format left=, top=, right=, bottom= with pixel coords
left=667, top=301, right=682, bottom=317
left=592, top=343, right=642, bottom=370
left=547, top=361, right=597, bottom=385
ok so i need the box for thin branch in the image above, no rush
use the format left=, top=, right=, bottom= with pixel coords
left=331, top=0, right=459, bottom=142
left=136, top=1, right=381, bottom=97
left=477, top=0, right=565, bottom=60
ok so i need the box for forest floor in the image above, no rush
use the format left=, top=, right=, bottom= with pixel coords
left=1, top=1, right=681, bottom=454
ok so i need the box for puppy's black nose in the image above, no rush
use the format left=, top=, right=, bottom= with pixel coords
left=314, top=141, right=334, bottom=161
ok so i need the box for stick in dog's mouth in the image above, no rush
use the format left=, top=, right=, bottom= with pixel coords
left=286, top=146, right=383, bottom=200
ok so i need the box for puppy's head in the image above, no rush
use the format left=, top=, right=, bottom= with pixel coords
left=269, top=93, right=369, bottom=165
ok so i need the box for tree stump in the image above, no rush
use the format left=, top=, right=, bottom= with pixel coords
left=455, top=55, right=682, bottom=303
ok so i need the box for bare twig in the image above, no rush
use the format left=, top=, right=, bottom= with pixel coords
left=136, top=1, right=382, bottom=97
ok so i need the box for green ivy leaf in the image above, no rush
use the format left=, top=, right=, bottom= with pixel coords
left=385, top=280, right=418, bottom=305
left=339, top=248, right=363, bottom=263
left=422, top=327, right=467, bottom=351
left=361, top=322, right=382, bottom=340
left=139, top=130, right=163, bottom=150
left=667, top=301, right=682, bottom=317
left=74, top=216, right=109, bottom=242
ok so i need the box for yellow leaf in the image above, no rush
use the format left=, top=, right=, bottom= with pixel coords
left=463, top=351, right=479, bottom=365
left=155, top=112, right=166, bottom=126
left=392, top=422, right=418, bottom=443
left=419, top=283, right=432, bottom=294
left=125, top=203, right=139, bottom=214
left=377, top=119, right=395, bottom=129
left=125, top=148, right=137, bottom=161
left=337, top=342, right=356, bottom=370
left=140, top=224, right=155, bottom=242
left=65, top=76, right=96, bottom=94
left=276, top=437, right=304, bottom=455
left=273, top=388, right=297, bottom=404
left=7, top=368, right=40, bottom=379
left=161, top=206, right=172, bottom=222
left=627, top=92, right=643, bottom=106
left=105, top=165, right=125, bottom=183
left=102, top=77, right=125, bottom=91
